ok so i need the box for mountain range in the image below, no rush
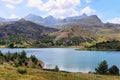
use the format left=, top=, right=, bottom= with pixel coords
left=0, top=13, right=90, bottom=27
left=23, top=13, right=89, bottom=27
left=0, top=14, right=120, bottom=47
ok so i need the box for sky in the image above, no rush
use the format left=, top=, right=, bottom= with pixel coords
left=0, top=0, right=120, bottom=24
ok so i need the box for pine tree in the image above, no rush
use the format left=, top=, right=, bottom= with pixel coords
left=54, top=65, right=59, bottom=72
left=95, top=60, right=108, bottom=74
left=109, top=65, right=119, bottom=75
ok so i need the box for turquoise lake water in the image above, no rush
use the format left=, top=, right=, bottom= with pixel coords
left=0, top=48, right=120, bottom=73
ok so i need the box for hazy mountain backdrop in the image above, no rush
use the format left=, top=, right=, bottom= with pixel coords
left=0, top=14, right=120, bottom=48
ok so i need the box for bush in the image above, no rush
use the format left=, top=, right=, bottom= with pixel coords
left=17, top=68, right=27, bottom=74
left=109, top=65, right=119, bottom=75
left=14, top=62, right=19, bottom=67
left=18, top=59, right=22, bottom=66
left=95, top=60, right=108, bottom=74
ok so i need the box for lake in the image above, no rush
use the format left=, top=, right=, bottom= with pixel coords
left=0, top=48, right=120, bottom=73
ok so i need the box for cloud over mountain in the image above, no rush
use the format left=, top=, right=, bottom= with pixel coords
left=9, top=14, right=19, bottom=19
left=27, top=0, right=81, bottom=18
left=80, top=6, right=95, bottom=14
left=107, top=18, right=120, bottom=24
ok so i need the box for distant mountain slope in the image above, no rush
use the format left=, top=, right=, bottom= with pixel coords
left=49, top=26, right=97, bottom=46
left=24, top=14, right=57, bottom=26
left=55, top=15, right=120, bottom=40
left=43, top=16, right=57, bottom=26
left=62, top=13, right=88, bottom=23
left=94, top=23, right=120, bottom=40
left=56, top=15, right=104, bottom=31
left=104, top=23, right=120, bottom=32
left=24, top=14, right=43, bottom=24
left=23, top=14, right=105, bottom=32
left=0, top=19, right=57, bottom=39
left=23, top=14, right=89, bottom=27
left=0, top=17, right=19, bottom=22
left=78, top=15, right=103, bottom=26
left=86, top=40, right=120, bottom=51
left=0, top=17, right=6, bottom=22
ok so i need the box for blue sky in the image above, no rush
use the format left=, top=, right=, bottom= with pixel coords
left=0, top=0, right=120, bottom=24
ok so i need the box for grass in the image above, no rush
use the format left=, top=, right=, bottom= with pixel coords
left=0, top=65, right=120, bottom=80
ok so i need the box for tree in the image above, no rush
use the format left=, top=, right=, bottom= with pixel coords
left=11, top=52, right=18, bottom=60
left=20, top=51, right=27, bottom=59
left=30, top=55, right=38, bottom=64
left=0, top=51, right=3, bottom=57
left=54, top=65, right=59, bottom=72
left=5, top=51, right=11, bottom=62
left=8, top=43, right=14, bottom=48
left=95, top=60, right=108, bottom=74
left=109, top=65, right=119, bottom=75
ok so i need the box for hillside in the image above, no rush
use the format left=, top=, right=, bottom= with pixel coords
left=0, top=19, right=58, bottom=48
left=0, top=19, right=57, bottom=39
left=1, top=14, right=120, bottom=40
left=0, top=14, right=120, bottom=48
left=84, top=40, right=120, bottom=51
left=57, top=15, right=120, bottom=41
left=0, top=64, right=120, bottom=80
left=49, top=26, right=97, bottom=46
left=96, top=23, right=120, bottom=40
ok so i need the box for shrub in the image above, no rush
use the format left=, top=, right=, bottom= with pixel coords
left=18, top=59, right=22, bottom=66
left=17, top=68, right=27, bottom=74
left=109, top=65, right=119, bottom=75
left=14, top=62, right=19, bottom=67
left=95, top=60, right=108, bottom=74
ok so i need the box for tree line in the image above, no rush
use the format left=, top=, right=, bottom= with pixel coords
left=0, top=51, right=43, bottom=68
left=95, top=60, right=119, bottom=75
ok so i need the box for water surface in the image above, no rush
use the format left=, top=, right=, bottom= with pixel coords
left=0, top=48, right=120, bottom=73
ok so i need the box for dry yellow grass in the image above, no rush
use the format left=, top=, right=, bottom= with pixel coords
left=0, top=65, right=120, bottom=80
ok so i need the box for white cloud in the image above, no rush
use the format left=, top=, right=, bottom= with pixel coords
left=27, top=0, right=80, bottom=18
left=9, top=14, right=19, bottom=19
left=2, top=0, right=23, bottom=4
left=6, top=4, right=15, bottom=9
left=27, top=0, right=42, bottom=8
left=107, top=18, right=120, bottom=24
left=86, top=0, right=91, bottom=3
left=80, top=6, right=95, bottom=14
left=48, top=8, right=79, bottom=18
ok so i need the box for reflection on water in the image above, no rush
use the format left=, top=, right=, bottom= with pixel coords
left=0, top=48, right=120, bottom=73
left=45, top=64, right=92, bottom=73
